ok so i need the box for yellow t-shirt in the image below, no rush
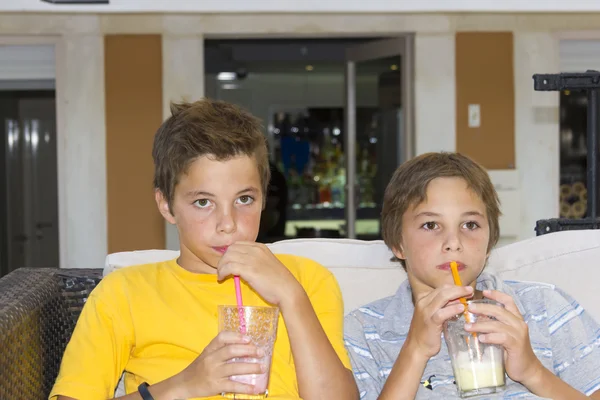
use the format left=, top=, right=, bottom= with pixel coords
left=49, top=254, right=350, bottom=400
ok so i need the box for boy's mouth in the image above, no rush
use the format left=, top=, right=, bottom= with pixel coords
left=212, top=246, right=229, bottom=254
left=436, top=261, right=466, bottom=271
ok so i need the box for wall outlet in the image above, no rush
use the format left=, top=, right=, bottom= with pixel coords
left=468, top=104, right=481, bottom=128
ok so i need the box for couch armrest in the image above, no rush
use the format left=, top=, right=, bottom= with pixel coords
left=0, top=268, right=103, bottom=400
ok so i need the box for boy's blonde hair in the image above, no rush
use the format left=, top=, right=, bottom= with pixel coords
left=381, top=152, right=501, bottom=266
left=152, top=99, right=270, bottom=213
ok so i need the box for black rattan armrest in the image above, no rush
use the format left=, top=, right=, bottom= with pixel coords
left=0, top=268, right=103, bottom=400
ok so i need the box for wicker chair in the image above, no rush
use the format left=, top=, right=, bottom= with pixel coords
left=0, top=268, right=103, bottom=400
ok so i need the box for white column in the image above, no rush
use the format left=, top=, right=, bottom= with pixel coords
left=162, top=34, right=205, bottom=250
left=414, top=33, right=456, bottom=155
left=55, top=34, right=107, bottom=268
left=514, top=32, right=560, bottom=239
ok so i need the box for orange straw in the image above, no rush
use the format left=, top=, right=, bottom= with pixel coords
left=450, top=261, right=482, bottom=360
left=450, top=261, right=471, bottom=324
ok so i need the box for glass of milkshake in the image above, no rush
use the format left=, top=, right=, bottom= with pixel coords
left=218, top=305, right=279, bottom=399
left=443, top=299, right=506, bottom=398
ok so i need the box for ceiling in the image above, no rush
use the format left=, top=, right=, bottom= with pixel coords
left=6, top=0, right=598, bottom=13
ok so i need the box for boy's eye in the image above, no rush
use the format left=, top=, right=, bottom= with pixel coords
left=237, top=195, right=254, bottom=205
left=464, top=221, right=480, bottom=230
left=193, top=199, right=211, bottom=208
left=422, top=222, right=438, bottom=230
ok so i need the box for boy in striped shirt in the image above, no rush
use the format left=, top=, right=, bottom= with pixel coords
left=344, top=152, right=600, bottom=399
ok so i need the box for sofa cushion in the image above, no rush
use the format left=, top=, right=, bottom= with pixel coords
left=268, top=239, right=406, bottom=314
left=104, top=230, right=600, bottom=321
left=487, top=230, right=600, bottom=323
left=104, top=249, right=179, bottom=276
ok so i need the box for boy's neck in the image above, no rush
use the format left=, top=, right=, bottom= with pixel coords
left=176, top=253, right=216, bottom=275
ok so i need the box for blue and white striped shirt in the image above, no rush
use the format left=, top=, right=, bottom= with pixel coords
left=344, top=273, right=600, bottom=399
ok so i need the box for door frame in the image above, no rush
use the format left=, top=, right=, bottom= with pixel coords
left=344, top=35, right=415, bottom=238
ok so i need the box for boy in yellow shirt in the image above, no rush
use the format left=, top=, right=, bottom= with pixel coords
left=50, top=100, right=358, bottom=400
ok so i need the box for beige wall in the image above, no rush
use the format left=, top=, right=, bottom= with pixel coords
left=0, top=12, right=579, bottom=266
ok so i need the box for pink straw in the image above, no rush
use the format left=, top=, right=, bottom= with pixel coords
left=233, top=275, right=247, bottom=334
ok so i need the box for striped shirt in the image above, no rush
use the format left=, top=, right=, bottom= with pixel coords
left=344, top=273, right=600, bottom=399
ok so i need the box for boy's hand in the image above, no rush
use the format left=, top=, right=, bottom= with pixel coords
left=406, top=284, right=474, bottom=359
left=216, top=242, right=302, bottom=306
left=464, top=289, right=543, bottom=385
left=174, top=331, right=265, bottom=398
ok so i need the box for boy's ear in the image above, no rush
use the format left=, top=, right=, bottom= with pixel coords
left=155, top=190, right=176, bottom=225
left=391, top=244, right=406, bottom=261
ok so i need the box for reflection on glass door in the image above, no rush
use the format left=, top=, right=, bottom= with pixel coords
left=270, top=106, right=381, bottom=238
left=0, top=92, right=59, bottom=277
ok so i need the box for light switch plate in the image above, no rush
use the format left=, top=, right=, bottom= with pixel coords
left=468, top=104, right=481, bottom=128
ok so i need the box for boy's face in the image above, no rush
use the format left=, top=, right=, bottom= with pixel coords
left=156, top=154, right=263, bottom=273
left=393, top=177, right=490, bottom=295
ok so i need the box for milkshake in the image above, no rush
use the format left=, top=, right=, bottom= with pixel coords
left=452, top=348, right=505, bottom=393
left=219, top=305, right=279, bottom=399
left=443, top=299, right=507, bottom=398
left=227, top=354, right=272, bottom=398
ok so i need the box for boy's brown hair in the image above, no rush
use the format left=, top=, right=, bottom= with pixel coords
left=381, top=152, right=501, bottom=266
left=152, top=99, right=270, bottom=212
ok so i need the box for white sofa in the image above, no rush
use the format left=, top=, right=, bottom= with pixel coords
left=105, top=229, right=600, bottom=321
left=106, top=230, right=600, bottom=397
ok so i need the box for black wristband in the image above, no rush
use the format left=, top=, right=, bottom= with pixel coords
left=138, top=382, right=155, bottom=400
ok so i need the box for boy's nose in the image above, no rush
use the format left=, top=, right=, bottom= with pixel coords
left=443, top=233, right=463, bottom=252
left=444, top=243, right=462, bottom=252
left=217, top=210, right=236, bottom=234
